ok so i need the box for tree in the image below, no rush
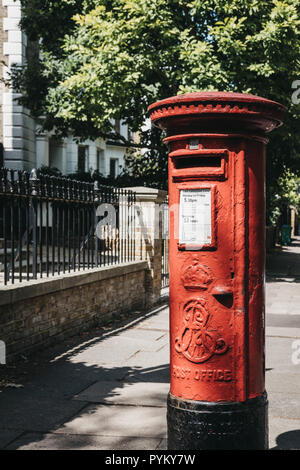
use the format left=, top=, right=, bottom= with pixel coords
left=267, top=168, right=300, bottom=227
left=11, top=0, right=300, bottom=200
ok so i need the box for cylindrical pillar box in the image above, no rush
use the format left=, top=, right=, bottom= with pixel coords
left=148, top=92, right=285, bottom=450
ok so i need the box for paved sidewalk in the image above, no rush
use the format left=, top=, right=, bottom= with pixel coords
left=265, top=235, right=300, bottom=449
left=0, top=238, right=300, bottom=450
left=0, top=301, right=170, bottom=450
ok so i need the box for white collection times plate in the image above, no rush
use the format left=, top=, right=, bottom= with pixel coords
left=179, top=188, right=212, bottom=245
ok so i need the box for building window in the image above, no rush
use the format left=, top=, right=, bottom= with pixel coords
left=49, top=138, right=63, bottom=171
left=78, top=145, right=89, bottom=173
left=97, top=149, right=105, bottom=175
left=114, top=119, right=121, bottom=135
left=109, top=158, right=118, bottom=178
left=0, top=143, right=3, bottom=168
left=25, top=39, right=39, bottom=64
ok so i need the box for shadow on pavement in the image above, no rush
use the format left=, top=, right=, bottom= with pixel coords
left=272, top=430, right=300, bottom=450
left=2, top=236, right=300, bottom=450
left=266, top=237, right=300, bottom=282
left=0, top=301, right=170, bottom=450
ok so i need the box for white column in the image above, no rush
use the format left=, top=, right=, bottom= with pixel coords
left=35, top=132, right=49, bottom=168
left=125, top=187, right=167, bottom=305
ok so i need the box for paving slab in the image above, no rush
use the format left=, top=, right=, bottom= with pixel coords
left=266, top=336, right=299, bottom=372
left=266, top=371, right=300, bottom=394
left=68, top=336, right=144, bottom=367
left=269, top=392, right=300, bottom=420
left=136, top=309, right=169, bottom=331
left=119, top=326, right=167, bottom=339
left=156, top=438, right=168, bottom=450
left=266, top=244, right=300, bottom=277
left=0, top=394, right=88, bottom=433
left=54, top=404, right=167, bottom=439
left=12, top=363, right=134, bottom=400
left=266, top=304, right=291, bottom=315
left=119, top=331, right=169, bottom=353
left=267, top=326, right=300, bottom=338
left=126, top=363, right=170, bottom=384
left=73, top=381, right=169, bottom=407
left=5, top=432, right=162, bottom=451
left=287, top=307, right=300, bottom=315
left=267, top=311, right=300, bottom=331
left=126, top=350, right=169, bottom=369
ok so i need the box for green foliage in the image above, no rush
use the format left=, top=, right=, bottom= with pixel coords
left=267, top=168, right=300, bottom=226
left=10, top=0, right=300, bottom=201
left=123, top=127, right=168, bottom=189
left=277, top=169, right=300, bottom=209
left=38, top=165, right=63, bottom=177
left=19, top=0, right=86, bottom=54
left=37, top=164, right=162, bottom=188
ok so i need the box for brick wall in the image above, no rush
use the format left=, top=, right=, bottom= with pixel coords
left=0, top=261, right=148, bottom=360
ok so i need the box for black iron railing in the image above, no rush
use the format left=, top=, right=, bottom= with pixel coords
left=0, top=168, right=136, bottom=285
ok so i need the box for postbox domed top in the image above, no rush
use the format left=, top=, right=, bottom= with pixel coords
left=148, top=91, right=285, bottom=135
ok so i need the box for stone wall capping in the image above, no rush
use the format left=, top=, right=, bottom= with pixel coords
left=124, top=186, right=167, bottom=204
left=0, top=261, right=147, bottom=307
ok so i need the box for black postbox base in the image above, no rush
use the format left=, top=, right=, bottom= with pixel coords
left=167, top=392, right=268, bottom=450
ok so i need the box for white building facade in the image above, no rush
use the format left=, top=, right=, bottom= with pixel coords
left=1, top=0, right=129, bottom=177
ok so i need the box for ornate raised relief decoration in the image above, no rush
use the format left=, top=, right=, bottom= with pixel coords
left=181, top=257, right=213, bottom=290
left=175, top=298, right=227, bottom=363
left=148, top=91, right=285, bottom=137
left=148, top=92, right=285, bottom=129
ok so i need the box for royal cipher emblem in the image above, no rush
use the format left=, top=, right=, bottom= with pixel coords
left=175, top=298, right=227, bottom=363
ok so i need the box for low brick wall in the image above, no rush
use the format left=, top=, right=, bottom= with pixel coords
left=0, top=261, right=148, bottom=360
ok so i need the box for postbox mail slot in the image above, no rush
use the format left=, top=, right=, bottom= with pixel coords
left=174, top=156, right=222, bottom=169
left=169, top=149, right=228, bottom=181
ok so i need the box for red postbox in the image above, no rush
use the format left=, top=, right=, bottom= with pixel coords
left=148, top=92, right=285, bottom=450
